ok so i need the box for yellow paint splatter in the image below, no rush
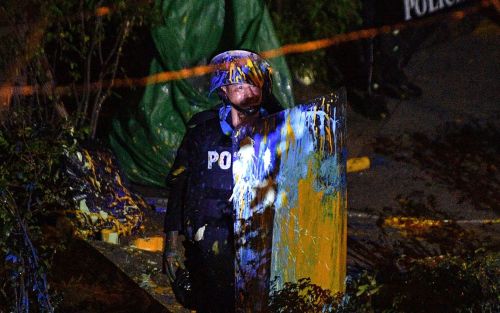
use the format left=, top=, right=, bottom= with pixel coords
left=275, top=160, right=347, bottom=292
left=279, top=192, right=288, bottom=207
left=284, top=115, right=296, bottom=156
left=346, top=157, right=370, bottom=173
left=384, top=216, right=443, bottom=230
left=172, top=166, right=186, bottom=177
left=212, top=241, right=220, bottom=255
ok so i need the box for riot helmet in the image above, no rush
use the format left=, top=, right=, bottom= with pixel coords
left=209, top=50, right=273, bottom=116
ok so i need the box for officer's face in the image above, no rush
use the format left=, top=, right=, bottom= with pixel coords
left=221, top=83, right=262, bottom=109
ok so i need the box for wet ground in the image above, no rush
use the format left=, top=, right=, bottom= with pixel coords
left=345, top=16, right=500, bottom=272
left=50, top=15, right=499, bottom=313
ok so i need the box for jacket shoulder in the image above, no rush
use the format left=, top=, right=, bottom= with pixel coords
left=187, top=108, right=219, bottom=128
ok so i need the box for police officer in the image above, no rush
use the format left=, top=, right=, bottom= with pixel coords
left=163, top=50, right=279, bottom=313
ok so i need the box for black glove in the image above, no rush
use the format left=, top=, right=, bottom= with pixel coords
left=162, top=231, right=195, bottom=308
left=162, top=231, right=182, bottom=282
left=171, top=268, right=195, bottom=308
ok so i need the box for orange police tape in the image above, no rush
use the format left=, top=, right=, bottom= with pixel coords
left=0, top=0, right=496, bottom=101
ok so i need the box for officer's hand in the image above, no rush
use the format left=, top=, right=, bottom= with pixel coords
left=163, top=250, right=180, bottom=282
left=162, top=231, right=181, bottom=283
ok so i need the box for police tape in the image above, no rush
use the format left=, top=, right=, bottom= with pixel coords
left=0, top=0, right=496, bottom=101
left=262, top=0, right=495, bottom=58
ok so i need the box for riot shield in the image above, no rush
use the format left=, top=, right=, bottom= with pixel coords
left=231, top=88, right=347, bottom=312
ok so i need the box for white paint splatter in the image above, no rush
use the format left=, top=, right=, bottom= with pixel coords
left=263, top=148, right=271, bottom=172
left=194, top=224, right=207, bottom=241
left=231, top=141, right=259, bottom=219
left=263, top=188, right=276, bottom=207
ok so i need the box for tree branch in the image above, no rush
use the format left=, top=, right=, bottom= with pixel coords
left=90, top=18, right=133, bottom=139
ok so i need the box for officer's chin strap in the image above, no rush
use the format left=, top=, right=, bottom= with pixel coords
left=221, top=95, right=260, bottom=117
left=230, top=102, right=260, bottom=116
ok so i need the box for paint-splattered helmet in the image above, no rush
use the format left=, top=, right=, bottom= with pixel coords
left=209, top=50, right=273, bottom=96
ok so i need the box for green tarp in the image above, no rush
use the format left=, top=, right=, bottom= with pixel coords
left=109, top=0, right=294, bottom=187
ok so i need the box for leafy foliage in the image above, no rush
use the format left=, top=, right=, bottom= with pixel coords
left=268, top=277, right=343, bottom=312
left=266, top=0, right=362, bottom=84
left=0, top=103, right=75, bottom=312
left=0, top=0, right=159, bottom=138
left=267, top=251, right=500, bottom=312
left=373, top=251, right=500, bottom=313
left=0, top=1, right=158, bottom=311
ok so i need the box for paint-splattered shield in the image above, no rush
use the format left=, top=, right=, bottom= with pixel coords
left=231, top=89, right=347, bottom=311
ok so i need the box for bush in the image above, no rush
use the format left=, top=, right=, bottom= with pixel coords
left=266, top=0, right=361, bottom=85
left=267, top=251, right=500, bottom=312
left=0, top=103, right=75, bottom=312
